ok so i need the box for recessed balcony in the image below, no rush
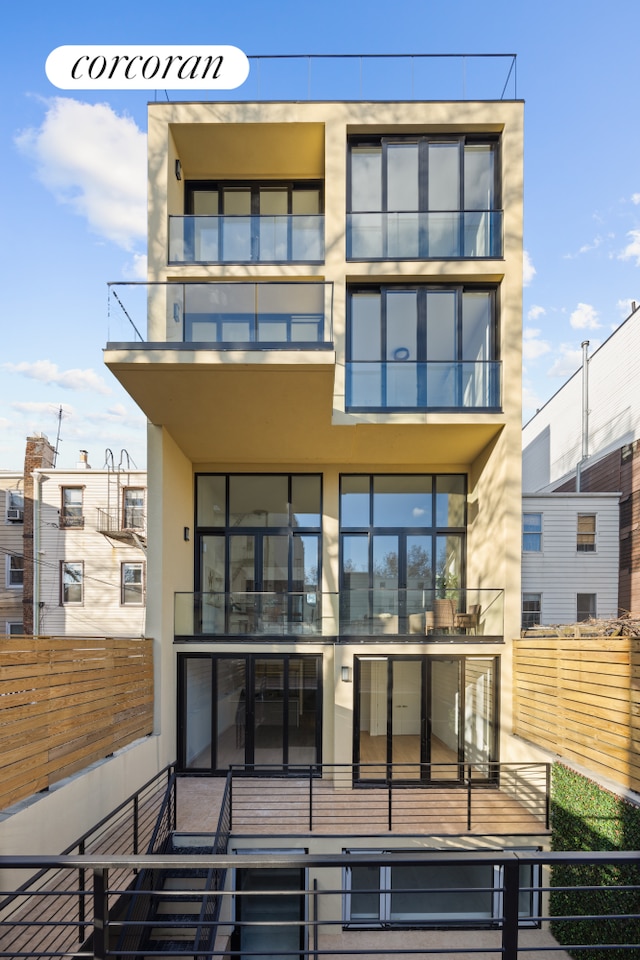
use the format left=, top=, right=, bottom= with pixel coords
left=169, top=214, right=324, bottom=264
left=174, top=588, right=503, bottom=641
left=347, top=210, right=503, bottom=260
left=346, top=361, right=501, bottom=411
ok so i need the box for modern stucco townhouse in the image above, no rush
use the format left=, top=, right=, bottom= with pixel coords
left=98, top=88, right=548, bottom=948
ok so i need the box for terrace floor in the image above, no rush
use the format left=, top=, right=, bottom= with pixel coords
left=176, top=775, right=549, bottom=837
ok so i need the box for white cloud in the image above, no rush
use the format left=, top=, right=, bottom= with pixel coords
left=547, top=341, right=601, bottom=379
left=122, top=252, right=148, bottom=280
left=4, top=360, right=112, bottom=395
left=617, top=298, right=638, bottom=318
left=523, top=250, right=536, bottom=286
left=86, top=403, right=146, bottom=428
left=619, top=230, right=640, bottom=267
left=0, top=417, right=11, bottom=430
left=527, top=305, right=546, bottom=322
left=523, top=327, right=551, bottom=361
left=569, top=302, right=601, bottom=330
left=632, top=193, right=640, bottom=205
left=11, top=401, right=75, bottom=415
left=15, top=97, right=147, bottom=251
left=522, top=382, right=544, bottom=420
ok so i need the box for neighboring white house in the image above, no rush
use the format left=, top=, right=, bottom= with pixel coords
left=522, top=303, right=640, bottom=616
left=521, top=492, right=620, bottom=628
left=31, top=452, right=147, bottom=637
left=0, top=472, right=25, bottom=635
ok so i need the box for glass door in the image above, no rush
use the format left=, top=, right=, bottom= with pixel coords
left=429, top=659, right=462, bottom=781
left=391, top=659, right=423, bottom=779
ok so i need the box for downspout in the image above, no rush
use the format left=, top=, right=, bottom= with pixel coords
left=32, top=472, right=46, bottom=634
left=576, top=340, right=589, bottom=492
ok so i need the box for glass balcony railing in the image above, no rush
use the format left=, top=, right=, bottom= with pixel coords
left=346, top=210, right=503, bottom=260
left=107, top=281, right=333, bottom=347
left=169, top=215, right=324, bottom=264
left=174, top=587, right=503, bottom=639
left=346, top=361, right=501, bottom=410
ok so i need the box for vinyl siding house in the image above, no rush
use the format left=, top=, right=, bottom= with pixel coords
left=522, top=304, right=640, bottom=616
left=0, top=472, right=25, bottom=635
left=521, top=492, right=620, bottom=628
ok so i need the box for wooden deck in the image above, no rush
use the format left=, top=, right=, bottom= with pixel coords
left=177, top=774, right=549, bottom=837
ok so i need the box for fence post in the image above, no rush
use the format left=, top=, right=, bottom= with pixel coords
left=92, top=867, right=108, bottom=960
left=546, top=763, right=551, bottom=830
left=133, top=796, right=139, bottom=855
left=78, top=840, right=86, bottom=944
left=309, top=765, right=313, bottom=832
left=502, top=858, right=520, bottom=960
left=388, top=779, right=393, bottom=832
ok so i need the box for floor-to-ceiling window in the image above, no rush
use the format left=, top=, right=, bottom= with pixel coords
left=354, top=655, right=498, bottom=783
left=340, top=474, right=466, bottom=634
left=347, top=135, right=500, bottom=260
left=347, top=286, right=499, bottom=411
left=178, top=653, right=322, bottom=774
left=195, top=474, right=322, bottom=635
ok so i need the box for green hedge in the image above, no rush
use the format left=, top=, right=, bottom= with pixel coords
left=550, top=762, right=640, bottom=959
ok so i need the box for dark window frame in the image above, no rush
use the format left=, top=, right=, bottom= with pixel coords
left=182, top=180, right=325, bottom=264
left=177, top=651, right=323, bottom=775
left=346, top=283, right=500, bottom=413
left=521, top=593, right=541, bottom=630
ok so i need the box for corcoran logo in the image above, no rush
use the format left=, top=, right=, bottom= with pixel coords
left=46, top=45, right=249, bottom=90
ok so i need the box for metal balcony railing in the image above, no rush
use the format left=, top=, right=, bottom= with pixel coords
left=107, top=281, right=334, bottom=348
left=169, top=214, right=324, bottom=264
left=347, top=210, right=503, bottom=260
left=346, top=360, right=502, bottom=411
left=3, top=847, right=640, bottom=959
left=174, top=587, right=504, bottom=640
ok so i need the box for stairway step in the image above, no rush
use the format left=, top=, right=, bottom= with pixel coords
left=156, top=900, right=202, bottom=916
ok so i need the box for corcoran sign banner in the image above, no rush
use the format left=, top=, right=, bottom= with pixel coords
left=46, top=45, right=250, bottom=90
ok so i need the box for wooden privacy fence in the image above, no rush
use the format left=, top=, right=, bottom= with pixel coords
left=0, top=636, right=153, bottom=811
left=513, top=635, right=640, bottom=792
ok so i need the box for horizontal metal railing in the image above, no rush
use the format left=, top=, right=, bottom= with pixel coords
left=174, top=587, right=504, bottom=640
left=0, top=765, right=175, bottom=957
left=3, top=848, right=640, bottom=959
left=232, top=53, right=519, bottom=101
left=347, top=210, right=503, bottom=259
left=107, top=281, right=334, bottom=347
left=346, top=360, right=502, bottom=410
left=169, top=214, right=324, bottom=264
left=227, top=761, right=550, bottom=835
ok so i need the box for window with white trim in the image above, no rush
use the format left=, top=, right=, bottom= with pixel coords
left=6, top=621, right=23, bottom=635
left=61, top=487, right=84, bottom=529
left=61, top=562, right=83, bottom=604
left=6, top=555, right=24, bottom=588
left=121, top=562, right=144, bottom=605
left=6, top=490, right=24, bottom=523
left=577, top=593, right=596, bottom=622
left=522, top=513, right=542, bottom=552
left=344, top=854, right=540, bottom=928
left=522, top=593, right=541, bottom=630
left=577, top=514, right=596, bottom=552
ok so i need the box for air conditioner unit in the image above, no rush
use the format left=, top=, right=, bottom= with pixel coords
left=7, top=508, right=24, bottom=522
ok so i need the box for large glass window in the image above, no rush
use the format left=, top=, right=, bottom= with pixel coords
left=346, top=286, right=499, bottom=411
left=179, top=653, right=322, bottom=773
left=348, top=136, right=500, bottom=259
left=345, top=858, right=539, bottom=927
left=123, top=488, right=145, bottom=530
left=195, top=474, right=322, bottom=636
left=176, top=181, right=323, bottom=263
left=340, top=475, right=465, bottom=635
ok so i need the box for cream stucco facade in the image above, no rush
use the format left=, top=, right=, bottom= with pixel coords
left=105, top=97, right=524, bottom=778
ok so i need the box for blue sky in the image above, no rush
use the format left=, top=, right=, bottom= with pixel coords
left=2, top=0, right=639, bottom=469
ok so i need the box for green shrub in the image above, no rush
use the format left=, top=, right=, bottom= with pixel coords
left=550, top=763, right=640, bottom=960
